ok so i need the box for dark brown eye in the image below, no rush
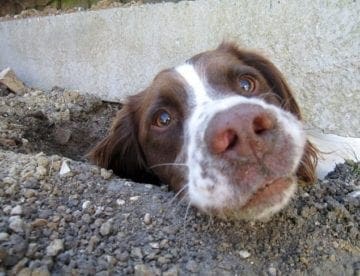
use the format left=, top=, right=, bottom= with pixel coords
left=238, top=76, right=256, bottom=92
left=152, top=110, right=172, bottom=128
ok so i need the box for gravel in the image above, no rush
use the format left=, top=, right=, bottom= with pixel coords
left=0, top=87, right=359, bottom=275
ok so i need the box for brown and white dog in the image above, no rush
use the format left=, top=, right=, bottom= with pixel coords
left=89, top=42, right=319, bottom=220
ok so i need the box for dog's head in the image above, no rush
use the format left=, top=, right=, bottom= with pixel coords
left=89, top=42, right=317, bottom=220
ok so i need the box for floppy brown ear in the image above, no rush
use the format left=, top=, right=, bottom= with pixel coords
left=218, top=42, right=318, bottom=183
left=88, top=98, right=159, bottom=183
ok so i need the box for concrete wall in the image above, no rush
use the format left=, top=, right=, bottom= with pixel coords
left=0, top=0, right=359, bottom=137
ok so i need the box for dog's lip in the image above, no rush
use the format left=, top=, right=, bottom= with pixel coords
left=240, top=177, right=294, bottom=210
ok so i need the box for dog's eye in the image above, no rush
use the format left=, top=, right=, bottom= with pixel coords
left=239, top=76, right=256, bottom=92
left=152, top=110, right=172, bottom=127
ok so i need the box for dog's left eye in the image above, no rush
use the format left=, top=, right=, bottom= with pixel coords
left=152, top=110, right=172, bottom=128
left=238, top=76, right=256, bottom=92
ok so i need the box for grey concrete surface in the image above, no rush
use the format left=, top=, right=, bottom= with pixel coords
left=0, top=0, right=359, bottom=137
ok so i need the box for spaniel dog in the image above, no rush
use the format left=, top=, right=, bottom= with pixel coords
left=89, top=42, right=318, bottom=220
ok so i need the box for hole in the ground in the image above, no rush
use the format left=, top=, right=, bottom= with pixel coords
left=0, top=88, right=119, bottom=161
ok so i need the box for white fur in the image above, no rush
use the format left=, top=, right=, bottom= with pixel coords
left=307, top=130, right=360, bottom=179
left=175, top=63, right=306, bottom=216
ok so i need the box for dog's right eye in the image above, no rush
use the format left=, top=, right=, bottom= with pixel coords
left=152, top=110, right=172, bottom=128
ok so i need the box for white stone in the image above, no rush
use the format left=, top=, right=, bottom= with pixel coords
left=59, top=160, right=71, bottom=175
left=46, top=239, right=64, bottom=256
left=10, top=205, right=23, bottom=216
left=238, top=250, right=251, bottom=259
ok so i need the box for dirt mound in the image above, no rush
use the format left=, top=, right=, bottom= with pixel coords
left=0, top=87, right=359, bottom=275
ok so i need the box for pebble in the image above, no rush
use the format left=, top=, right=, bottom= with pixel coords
left=100, top=168, right=113, bottom=179
left=9, top=216, right=25, bottom=232
left=268, top=266, right=277, bottom=276
left=10, top=205, right=23, bottom=215
left=82, top=200, right=91, bottom=210
left=0, top=232, right=9, bottom=241
left=116, top=199, right=125, bottom=206
left=130, top=196, right=140, bottom=201
left=134, top=264, right=154, bottom=276
left=31, top=219, right=48, bottom=228
left=59, top=160, right=71, bottom=176
left=185, top=260, right=199, bottom=273
left=46, top=239, right=64, bottom=256
left=163, top=265, right=180, bottom=276
left=131, top=247, right=143, bottom=259
left=150, top=242, right=160, bottom=249
left=35, top=166, right=48, bottom=178
left=31, top=266, right=51, bottom=276
left=100, top=220, right=112, bottom=236
left=238, top=250, right=251, bottom=259
left=18, top=267, right=32, bottom=276
left=144, top=213, right=152, bottom=225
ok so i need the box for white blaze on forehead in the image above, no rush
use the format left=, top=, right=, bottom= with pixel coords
left=175, top=63, right=210, bottom=104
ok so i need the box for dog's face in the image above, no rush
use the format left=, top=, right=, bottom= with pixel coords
left=90, top=43, right=317, bottom=220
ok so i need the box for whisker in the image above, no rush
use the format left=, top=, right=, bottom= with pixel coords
left=182, top=202, right=192, bottom=252
left=149, top=163, right=188, bottom=169
left=169, top=185, right=188, bottom=205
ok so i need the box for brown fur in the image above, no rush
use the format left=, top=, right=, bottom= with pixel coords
left=88, top=42, right=318, bottom=187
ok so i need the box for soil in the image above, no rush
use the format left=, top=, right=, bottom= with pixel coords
left=0, top=0, right=188, bottom=21
left=0, top=87, right=359, bottom=275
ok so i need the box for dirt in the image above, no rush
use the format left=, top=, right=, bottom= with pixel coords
left=0, top=87, right=359, bottom=275
left=0, top=0, right=188, bottom=21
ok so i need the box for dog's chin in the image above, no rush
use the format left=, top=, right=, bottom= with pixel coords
left=207, top=177, right=297, bottom=221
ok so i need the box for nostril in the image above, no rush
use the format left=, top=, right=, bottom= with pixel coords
left=253, top=114, right=274, bottom=135
left=211, top=129, right=238, bottom=154
left=226, top=130, right=238, bottom=151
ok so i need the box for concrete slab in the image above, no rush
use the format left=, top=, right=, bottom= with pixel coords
left=0, top=0, right=359, bottom=137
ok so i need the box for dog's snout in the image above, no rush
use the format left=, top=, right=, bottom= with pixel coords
left=206, top=104, right=277, bottom=158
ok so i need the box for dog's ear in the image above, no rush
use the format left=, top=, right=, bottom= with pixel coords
left=218, top=42, right=318, bottom=183
left=88, top=95, right=159, bottom=183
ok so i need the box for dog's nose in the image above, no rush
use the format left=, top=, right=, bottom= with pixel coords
left=206, top=104, right=277, bottom=158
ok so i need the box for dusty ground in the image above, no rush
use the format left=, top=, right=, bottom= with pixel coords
left=0, top=87, right=359, bottom=275
left=0, top=0, right=187, bottom=21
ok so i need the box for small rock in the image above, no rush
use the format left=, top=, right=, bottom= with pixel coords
left=82, top=200, right=91, bottom=210
left=18, top=267, right=32, bottom=276
left=46, top=239, right=64, bottom=256
left=329, top=254, right=336, bottom=262
left=0, top=68, right=27, bottom=95
left=10, top=205, right=23, bottom=215
left=144, top=213, right=152, bottom=225
left=31, top=219, right=48, bottom=228
left=54, top=127, right=72, bottom=145
left=134, top=264, right=153, bottom=276
left=163, top=265, right=180, bottom=276
left=31, top=266, right=50, bottom=276
left=35, top=166, right=48, bottom=178
left=131, top=247, right=143, bottom=259
left=238, top=250, right=251, bottom=259
left=185, top=260, right=199, bottom=273
left=150, top=242, right=160, bottom=249
left=100, top=168, right=113, bottom=179
left=116, top=199, right=125, bottom=206
left=11, top=257, right=29, bottom=275
left=59, top=160, right=71, bottom=176
left=81, top=214, right=91, bottom=223
left=100, top=220, right=112, bottom=236
left=268, top=266, right=277, bottom=276
left=9, top=216, right=25, bottom=232
left=117, top=251, right=129, bottom=262
left=0, top=232, right=9, bottom=241
left=130, top=196, right=140, bottom=201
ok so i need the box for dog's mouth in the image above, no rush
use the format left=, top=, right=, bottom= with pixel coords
left=229, top=176, right=297, bottom=220
left=241, top=176, right=294, bottom=210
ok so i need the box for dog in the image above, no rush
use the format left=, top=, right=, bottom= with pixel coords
left=89, top=42, right=319, bottom=220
